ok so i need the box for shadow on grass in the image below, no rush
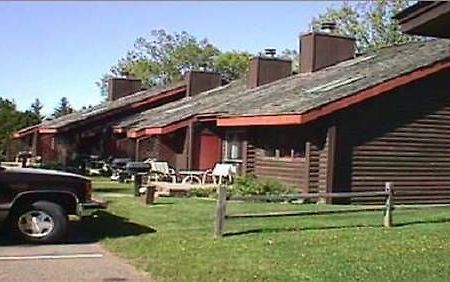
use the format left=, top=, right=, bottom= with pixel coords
left=0, top=210, right=156, bottom=246
left=224, top=217, right=450, bottom=237
left=74, top=210, right=156, bottom=242
left=94, top=187, right=132, bottom=194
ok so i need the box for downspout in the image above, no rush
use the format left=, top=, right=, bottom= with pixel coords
left=186, top=121, right=194, bottom=170
left=135, top=137, right=142, bottom=161
left=31, top=130, right=38, bottom=157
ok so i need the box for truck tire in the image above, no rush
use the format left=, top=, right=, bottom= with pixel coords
left=11, top=201, right=68, bottom=244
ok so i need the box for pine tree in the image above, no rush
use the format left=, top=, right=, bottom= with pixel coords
left=52, top=97, right=74, bottom=118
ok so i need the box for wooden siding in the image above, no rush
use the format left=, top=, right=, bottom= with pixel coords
left=308, top=142, right=320, bottom=193
left=244, top=141, right=256, bottom=174
left=253, top=149, right=306, bottom=190
left=38, top=133, right=57, bottom=163
left=335, top=69, right=450, bottom=204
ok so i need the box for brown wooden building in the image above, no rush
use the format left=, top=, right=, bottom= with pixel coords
left=13, top=72, right=222, bottom=165
left=118, top=30, right=450, bottom=204
left=394, top=1, right=450, bottom=39
left=217, top=39, right=450, bottom=204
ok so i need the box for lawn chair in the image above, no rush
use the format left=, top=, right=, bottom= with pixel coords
left=148, top=161, right=177, bottom=183
left=202, top=163, right=235, bottom=185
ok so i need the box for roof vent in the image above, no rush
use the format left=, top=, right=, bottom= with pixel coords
left=264, top=48, right=276, bottom=57
left=321, top=21, right=337, bottom=33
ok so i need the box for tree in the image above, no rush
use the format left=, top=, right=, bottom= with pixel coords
left=280, top=49, right=299, bottom=73
left=52, top=97, right=74, bottom=118
left=98, top=29, right=253, bottom=95
left=30, top=98, right=44, bottom=122
left=111, top=30, right=219, bottom=87
left=213, top=51, right=252, bottom=81
left=0, top=98, right=41, bottom=159
left=310, top=0, right=422, bottom=53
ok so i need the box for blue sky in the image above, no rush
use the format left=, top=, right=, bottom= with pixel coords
left=0, top=1, right=341, bottom=115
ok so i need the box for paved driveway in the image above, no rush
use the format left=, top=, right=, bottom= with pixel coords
left=0, top=219, right=151, bottom=282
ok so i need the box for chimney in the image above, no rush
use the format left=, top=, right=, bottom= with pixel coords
left=247, top=49, right=292, bottom=89
left=107, top=77, right=143, bottom=101
left=185, top=71, right=222, bottom=97
left=300, top=22, right=355, bottom=73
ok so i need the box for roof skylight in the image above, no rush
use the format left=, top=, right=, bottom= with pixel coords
left=305, top=75, right=365, bottom=94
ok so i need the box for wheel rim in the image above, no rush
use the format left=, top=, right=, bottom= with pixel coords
left=18, top=210, right=55, bottom=238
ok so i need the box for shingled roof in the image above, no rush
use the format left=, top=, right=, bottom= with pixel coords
left=216, top=39, right=450, bottom=119
left=15, top=81, right=186, bottom=137
left=114, top=79, right=246, bottom=130
left=116, top=39, right=450, bottom=134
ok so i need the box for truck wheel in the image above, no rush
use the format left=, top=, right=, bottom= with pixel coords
left=11, top=201, right=68, bottom=244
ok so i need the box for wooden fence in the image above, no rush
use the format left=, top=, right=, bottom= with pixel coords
left=214, top=182, right=394, bottom=238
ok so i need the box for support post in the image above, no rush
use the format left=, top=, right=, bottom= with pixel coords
left=134, top=174, right=142, bottom=197
left=214, top=184, right=227, bottom=238
left=304, top=141, right=311, bottom=193
left=187, top=121, right=194, bottom=170
left=384, top=182, right=394, bottom=228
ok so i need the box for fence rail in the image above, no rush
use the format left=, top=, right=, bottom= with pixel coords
left=214, top=182, right=394, bottom=238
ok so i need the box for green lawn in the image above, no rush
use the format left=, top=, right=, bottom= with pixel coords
left=85, top=177, right=450, bottom=281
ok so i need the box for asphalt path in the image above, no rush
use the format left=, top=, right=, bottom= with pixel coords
left=0, top=222, right=150, bottom=282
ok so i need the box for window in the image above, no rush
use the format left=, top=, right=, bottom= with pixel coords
left=224, top=132, right=243, bottom=161
left=263, top=132, right=305, bottom=159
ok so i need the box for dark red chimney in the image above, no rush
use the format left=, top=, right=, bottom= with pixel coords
left=185, top=71, right=222, bottom=97
left=247, top=54, right=292, bottom=89
left=107, top=77, right=143, bottom=101
left=299, top=31, right=355, bottom=73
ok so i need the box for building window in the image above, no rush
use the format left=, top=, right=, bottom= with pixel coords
left=263, top=134, right=305, bottom=159
left=224, top=132, right=243, bottom=161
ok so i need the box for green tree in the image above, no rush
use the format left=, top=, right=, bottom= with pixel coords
left=52, top=97, right=74, bottom=118
left=30, top=98, right=44, bottom=122
left=98, top=30, right=253, bottom=95
left=0, top=98, right=41, bottom=159
left=280, top=49, right=299, bottom=73
left=213, top=51, right=252, bottom=81
left=311, top=0, right=422, bottom=53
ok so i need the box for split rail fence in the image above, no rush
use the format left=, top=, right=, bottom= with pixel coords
left=214, top=182, right=395, bottom=238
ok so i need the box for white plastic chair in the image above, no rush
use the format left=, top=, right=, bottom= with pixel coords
left=202, top=163, right=235, bottom=185
left=149, top=161, right=177, bottom=183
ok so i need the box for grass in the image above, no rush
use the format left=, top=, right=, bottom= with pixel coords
left=85, top=177, right=450, bottom=281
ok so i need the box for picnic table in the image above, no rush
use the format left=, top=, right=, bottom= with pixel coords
left=178, top=170, right=205, bottom=184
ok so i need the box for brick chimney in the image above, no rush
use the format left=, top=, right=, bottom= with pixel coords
left=247, top=51, right=292, bottom=89
left=300, top=25, right=355, bottom=73
left=185, top=71, right=222, bottom=97
left=107, top=77, right=143, bottom=101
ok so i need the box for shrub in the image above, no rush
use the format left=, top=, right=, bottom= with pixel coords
left=187, top=186, right=217, bottom=198
left=231, top=174, right=292, bottom=196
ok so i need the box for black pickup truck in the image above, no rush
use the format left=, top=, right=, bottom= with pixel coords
left=0, top=166, right=105, bottom=243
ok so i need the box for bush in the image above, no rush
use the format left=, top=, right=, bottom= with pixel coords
left=187, top=175, right=294, bottom=199
left=231, top=174, right=292, bottom=196
left=187, top=186, right=217, bottom=198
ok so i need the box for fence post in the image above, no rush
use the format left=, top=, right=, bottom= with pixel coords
left=214, top=184, right=227, bottom=238
left=384, top=182, right=394, bottom=228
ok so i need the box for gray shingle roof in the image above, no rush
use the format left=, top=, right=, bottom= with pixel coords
left=31, top=81, right=186, bottom=131
left=117, top=39, right=450, bottom=130
left=216, top=39, right=450, bottom=117
left=115, top=79, right=247, bottom=129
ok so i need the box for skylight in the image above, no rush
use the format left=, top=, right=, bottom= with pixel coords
left=338, top=55, right=376, bottom=68
left=165, top=103, right=193, bottom=114
left=305, top=75, right=365, bottom=94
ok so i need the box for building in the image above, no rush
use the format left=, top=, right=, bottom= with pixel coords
left=13, top=72, right=222, bottom=165
left=394, top=1, right=450, bottom=39
left=117, top=30, right=450, bottom=204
